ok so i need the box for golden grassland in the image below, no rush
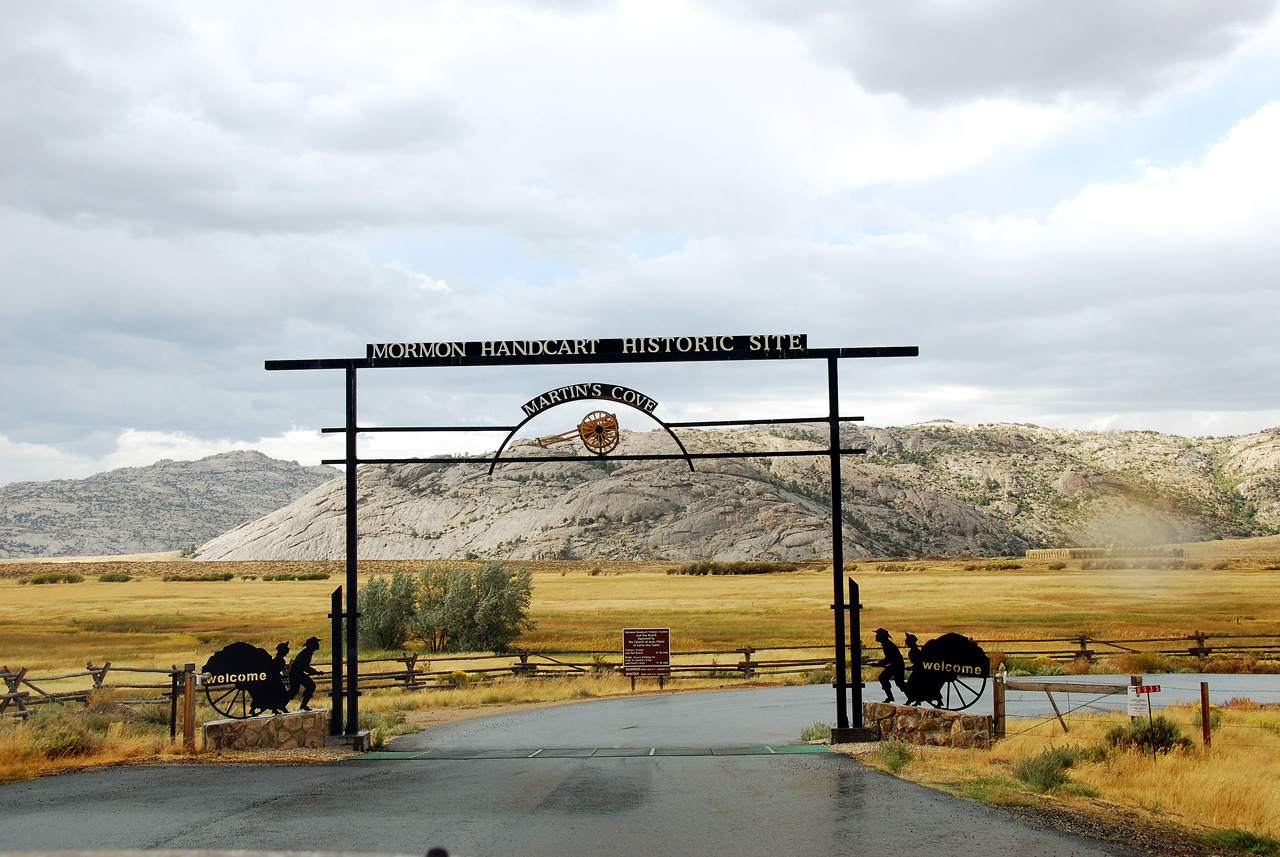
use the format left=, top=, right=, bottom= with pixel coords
left=2, top=556, right=1278, bottom=673
left=858, top=703, right=1280, bottom=848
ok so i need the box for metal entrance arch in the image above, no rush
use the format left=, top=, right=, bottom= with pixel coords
left=266, top=334, right=918, bottom=741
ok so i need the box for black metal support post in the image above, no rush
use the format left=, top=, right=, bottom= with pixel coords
left=828, top=356, right=849, bottom=731
left=849, top=578, right=863, bottom=726
left=329, top=586, right=343, bottom=737
left=344, top=365, right=359, bottom=735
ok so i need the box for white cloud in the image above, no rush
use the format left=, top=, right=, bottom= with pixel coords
left=730, top=0, right=1280, bottom=106
left=3, top=1, right=1280, bottom=485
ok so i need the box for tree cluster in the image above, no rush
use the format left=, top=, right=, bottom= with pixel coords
left=356, top=562, right=535, bottom=653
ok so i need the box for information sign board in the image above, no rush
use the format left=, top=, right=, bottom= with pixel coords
left=1127, top=684, right=1160, bottom=717
left=623, top=628, right=671, bottom=677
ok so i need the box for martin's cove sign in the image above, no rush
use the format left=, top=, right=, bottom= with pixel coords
left=365, top=333, right=809, bottom=367
left=521, top=383, right=658, bottom=418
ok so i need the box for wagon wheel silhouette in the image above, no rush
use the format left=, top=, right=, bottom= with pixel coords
left=937, top=672, right=987, bottom=711
left=578, top=411, right=620, bottom=455
left=205, top=681, right=253, bottom=719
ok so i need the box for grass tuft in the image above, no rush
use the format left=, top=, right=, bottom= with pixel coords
left=18, top=572, right=85, bottom=585
left=1013, top=745, right=1082, bottom=793
left=945, top=775, right=1033, bottom=806
left=875, top=739, right=915, bottom=774
left=800, top=722, right=830, bottom=742
left=1195, top=828, right=1280, bottom=856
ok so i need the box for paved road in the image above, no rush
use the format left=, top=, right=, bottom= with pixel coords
left=0, top=686, right=1158, bottom=857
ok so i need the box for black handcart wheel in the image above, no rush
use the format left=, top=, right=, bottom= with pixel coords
left=204, top=681, right=252, bottom=719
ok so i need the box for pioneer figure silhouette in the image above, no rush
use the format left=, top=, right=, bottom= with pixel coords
left=246, top=641, right=292, bottom=716
left=902, top=632, right=942, bottom=708
left=874, top=628, right=907, bottom=703
left=288, top=636, right=321, bottom=711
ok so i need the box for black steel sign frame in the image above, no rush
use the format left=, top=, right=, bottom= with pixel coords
left=265, top=333, right=917, bottom=738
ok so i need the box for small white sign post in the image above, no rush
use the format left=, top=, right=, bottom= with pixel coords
left=1127, top=684, right=1161, bottom=761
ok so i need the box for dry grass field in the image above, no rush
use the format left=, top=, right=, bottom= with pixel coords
left=859, top=703, right=1280, bottom=852
left=2, top=554, right=1279, bottom=672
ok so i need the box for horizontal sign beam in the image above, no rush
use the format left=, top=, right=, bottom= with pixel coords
left=266, top=334, right=917, bottom=370
left=320, top=448, right=866, bottom=467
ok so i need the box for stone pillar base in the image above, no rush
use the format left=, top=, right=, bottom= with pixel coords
left=202, top=709, right=329, bottom=751
left=325, top=730, right=373, bottom=751
left=862, top=701, right=993, bottom=748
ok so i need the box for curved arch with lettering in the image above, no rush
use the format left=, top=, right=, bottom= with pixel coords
left=489, top=383, right=693, bottom=474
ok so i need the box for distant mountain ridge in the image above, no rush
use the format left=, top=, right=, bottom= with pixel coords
left=194, top=422, right=1280, bottom=561
left=0, top=451, right=339, bottom=558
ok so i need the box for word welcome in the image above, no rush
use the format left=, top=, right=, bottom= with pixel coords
left=920, top=661, right=987, bottom=676
left=204, top=672, right=268, bottom=684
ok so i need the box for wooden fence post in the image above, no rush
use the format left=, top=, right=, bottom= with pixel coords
left=183, top=664, right=196, bottom=752
left=1, top=667, right=28, bottom=717
left=1200, top=681, right=1211, bottom=747
left=992, top=670, right=1006, bottom=739
left=169, top=665, right=179, bottom=740
left=87, top=661, right=111, bottom=689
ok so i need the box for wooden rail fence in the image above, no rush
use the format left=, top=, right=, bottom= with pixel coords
left=3, top=630, right=1276, bottom=720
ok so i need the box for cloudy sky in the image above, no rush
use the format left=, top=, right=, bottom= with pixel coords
left=3, top=0, right=1280, bottom=486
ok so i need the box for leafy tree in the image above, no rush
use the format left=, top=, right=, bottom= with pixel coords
left=358, top=562, right=535, bottom=653
left=416, top=562, right=535, bottom=653
left=357, top=567, right=420, bottom=650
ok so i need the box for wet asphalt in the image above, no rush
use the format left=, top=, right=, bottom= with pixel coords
left=0, top=684, right=1193, bottom=857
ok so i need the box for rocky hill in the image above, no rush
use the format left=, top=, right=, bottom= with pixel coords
left=0, top=451, right=339, bottom=558
left=195, top=423, right=1280, bottom=561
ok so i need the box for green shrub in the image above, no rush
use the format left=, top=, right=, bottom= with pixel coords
left=161, top=572, right=234, bottom=582
left=806, top=666, right=834, bottom=685
left=262, top=572, right=331, bottom=581
left=1193, top=705, right=1223, bottom=733
left=669, top=561, right=800, bottom=575
left=1014, top=745, right=1082, bottom=792
left=1048, top=562, right=1067, bottom=570
left=439, top=670, right=471, bottom=687
left=876, top=739, right=915, bottom=774
left=1103, top=716, right=1194, bottom=755
left=800, top=722, right=830, bottom=742
left=28, top=709, right=102, bottom=757
left=19, top=572, right=85, bottom=585
left=97, top=572, right=132, bottom=582
left=357, top=710, right=418, bottom=749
